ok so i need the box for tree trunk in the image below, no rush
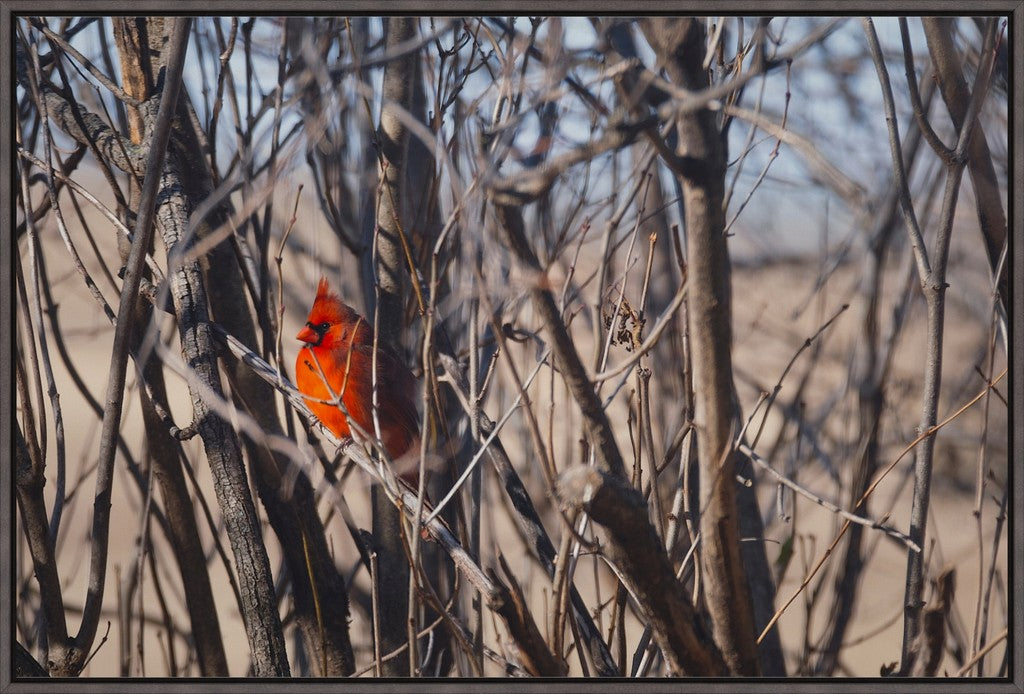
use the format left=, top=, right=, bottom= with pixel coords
left=641, top=18, right=761, bottom=675
left=112, top=18, right=228, bottom=675
left=366, top=16, right=419, bottom=677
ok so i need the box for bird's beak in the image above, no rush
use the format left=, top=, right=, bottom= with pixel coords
left=296, top=324, right=318, bottom=345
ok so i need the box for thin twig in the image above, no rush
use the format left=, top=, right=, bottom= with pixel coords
left=31, top=18, right=143, bottom=106
left=748, top=302, right=849, bottom=450
left=956, top=627, right=1007, bottom=677
left=898, top=18, right=954, bottom=163
left=738, top=444, right=919, bottom=551
left=274, top=184, right=303, bottom=383
left=758, top=367, right=1007, bottom=644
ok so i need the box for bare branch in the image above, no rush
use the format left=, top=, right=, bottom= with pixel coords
left=437, top=352, right=620, bottom=676
left=922, top=17, right=1008, bottom=307
left=642, top=17, right=761, bottom=675
left=738, top=443, right=919, bottom=551
left=556, top=465, right=726, bottom=675
left=71, top=19, right=194, bottom=676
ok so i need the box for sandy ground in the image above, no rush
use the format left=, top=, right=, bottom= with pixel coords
left=14, top=179, right=1008, bottom=678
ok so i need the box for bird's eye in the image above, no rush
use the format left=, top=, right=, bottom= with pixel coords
left=317, top=322, right=330, bottom=332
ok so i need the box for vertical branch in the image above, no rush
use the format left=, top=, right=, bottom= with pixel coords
left=21, top=139, right=67, bottom=547
left=14, top=419, right=70, bottom=668
left=111, top=17, right=229, bottom=675
left=812, top=70, right=930, bottom=676
left=641, top=17, right=761, bottom=675
left=921, top=17, right=1007, bottom=309
left=488, top=194, right=722, bottom=674
left=862, top=16, right=997, bottom=674
left=12, top=124, right=74, bottom=671
left=157, top=13, right=356, bottom=674
left=467, top=299, right=484, bottom=673
left=67, top=18, right=193, bottom=676
left=373, top=17, right=417, bottom=344
left=370, top=16, right=418, bottom=677
left=90, top=17, right=292, bottom=676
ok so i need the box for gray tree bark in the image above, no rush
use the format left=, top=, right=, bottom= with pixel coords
left=129, top=16, right=355, bottom=673
left=26, top=19, right=291, bottom=675
left=366, top=16, right=418, bottom=677
left=112, top=18, right=228, bottom=675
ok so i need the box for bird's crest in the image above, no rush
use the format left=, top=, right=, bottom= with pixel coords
left=303, top=277, right=370, bottom=347
left=316, top=276, right=336, bottom=301
left=308, top=276, right=349, bottom=326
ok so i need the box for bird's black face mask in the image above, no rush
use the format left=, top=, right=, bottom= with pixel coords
left=306, top=321, right=329, bottom=348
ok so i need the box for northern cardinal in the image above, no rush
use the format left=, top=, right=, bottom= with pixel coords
left=295, top=278, right=419, bottom=466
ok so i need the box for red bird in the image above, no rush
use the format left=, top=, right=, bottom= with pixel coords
left=295, top=278, right=419, bottom=464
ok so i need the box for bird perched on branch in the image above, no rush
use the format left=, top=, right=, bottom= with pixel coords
left=295, top=277, right=420, bottom=473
